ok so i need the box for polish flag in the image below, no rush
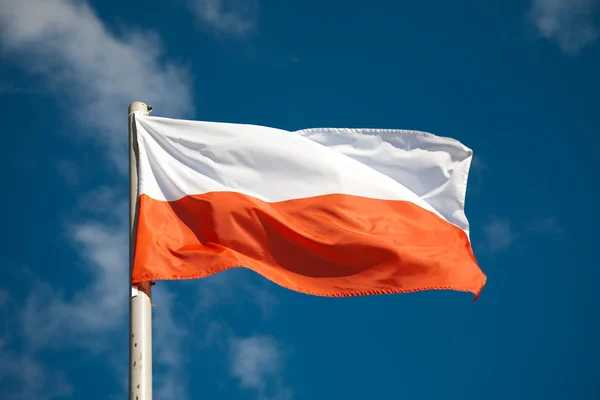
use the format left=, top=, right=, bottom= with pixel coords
left=132, top=115, right=486, bottom=299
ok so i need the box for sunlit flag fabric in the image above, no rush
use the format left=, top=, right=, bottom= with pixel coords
left=132, top=115, right=486, bottom=299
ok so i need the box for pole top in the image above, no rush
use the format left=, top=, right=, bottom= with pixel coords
left=129, top=101, right=152, bottom=116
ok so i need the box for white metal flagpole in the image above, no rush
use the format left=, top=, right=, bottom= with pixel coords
left=129, top=101, right=153, bottom=400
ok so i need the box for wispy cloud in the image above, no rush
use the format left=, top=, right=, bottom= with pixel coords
left=153, top=286, right=190, bottom=400
left=0, top=289, right=9, bottom=307
left=529, top=216, right=565, bottom=235
left=0, top=0, right=195, bottom=397
left=18, top=186, right=189, bottom=397
left=54, top=159, right=80, bottom=187
left=528, top=0, right=599, bottom=54
left=0, top=81, right=36, bottom=94
left=0, top=0, right=193, bottom=171
left=0, top=2, right=288, bottom=399
left=0, top=344, right=73, bottom=400
left=188, top=0, right=256, bottom=36
left=470, top=155, right=487, bottom=172
left=483, top=218, right=515, bottom=251
left=0, top=293, right=73, bottom=400
left=192, top=271, right=278, bottom=320
left=20, top=188, right=128, bottom=351
left=230, top=335, right=292, bottom=400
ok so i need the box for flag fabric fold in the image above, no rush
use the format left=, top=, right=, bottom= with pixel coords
left=132, top=115, right=486, bottom=299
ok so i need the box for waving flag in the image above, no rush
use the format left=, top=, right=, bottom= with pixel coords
left=132, top=115, right=486, bottom=299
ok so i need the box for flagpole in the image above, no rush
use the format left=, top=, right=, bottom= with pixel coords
left=129, top=101, right=153, bottom=400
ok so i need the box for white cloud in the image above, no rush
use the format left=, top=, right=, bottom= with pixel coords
left=188, top=0, right=256, bottom=36
left=0, top=295, right=73, bottom=400
left=153, top=286, right=190, bottom=400
left=0, top=2, right=288, bottom=399
left=529, top=216, right=565, bottom=235
left=54, top=159, right=80, bottom=187
left=0, top=81, right=34, bottom=94
left=470, top=155, right=487, bottom=171
left=0, top=345, right=73, bottom=400
left=0, top=0, right=195, bottom=395
left=0, top=0, right=194, bottom=171
left=20, top=191, right=128, bottom=350
left=0, top=289, right=8, bottom=307
left=529, top=0, right=599, bottom=54
left=230, top=335, right=292, bottom=400
left=483, top=218, right=514, bottom=251
left=17, top=186, right=190, bottom=398
left=192, top=271, right=278, bottom=320
left=231, top=336, right=281, bottom=388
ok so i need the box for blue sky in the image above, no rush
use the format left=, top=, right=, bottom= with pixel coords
left=0, top=0, right=598, bottom=399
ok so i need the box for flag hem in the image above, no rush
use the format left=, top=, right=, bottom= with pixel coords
left=133, top=265, right=487, bottom=301
left=294, top=127, right=471, bottom=147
